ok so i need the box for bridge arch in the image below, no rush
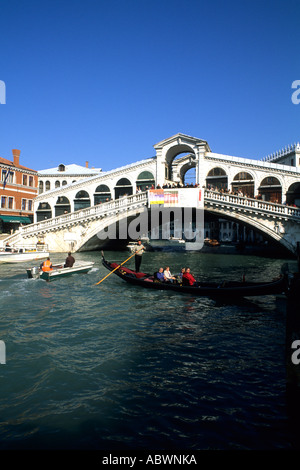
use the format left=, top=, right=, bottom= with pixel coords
left=165, top=145, right=196, bottom=181
left=74, top=190, right=91, bottom=211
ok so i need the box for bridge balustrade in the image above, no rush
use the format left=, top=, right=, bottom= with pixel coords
left=204, top=190, right=300, bottom=219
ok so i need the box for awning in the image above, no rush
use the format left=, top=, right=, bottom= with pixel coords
left=0, top=215, right=32, bottom=224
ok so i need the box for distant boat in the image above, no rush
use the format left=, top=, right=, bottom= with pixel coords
left=0, top=244, right=49, bottom=263
left=26, top=261, right=95, bottom=281
left=148, top=237, right=186, bottom=252
left=101, top=253, right=287, bottom=297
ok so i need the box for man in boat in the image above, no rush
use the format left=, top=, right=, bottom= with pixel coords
left=133, top=239, right=145, bottom=272
left=64, top=252, right=75, bottom=268
left=42, top=257, right=53, bottom=272
left=156, top=267, right=166, bottom=282
left=182, top=267, right=196, bottom=286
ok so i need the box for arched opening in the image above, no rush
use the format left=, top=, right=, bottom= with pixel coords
left=136, top=171, right=155, bottom=191
left=74, top=190, right=91, bottom=211
left=286, top=182, right=300, bottom=207
left=45, top=180, right=50, bottom=191
left=94, top=184, right=112, bottom=204
left=232, top=172, right=254, bottom=198
left=114, top=178, right=133, bottom=199
left=62, top=180, right=68, bottom=186
left=36, top=202, right=52, bottom=222
left=206, top=167, right=228, bottom=191
left=55, top=180, right=60, bottom=188
left=165, top=146, right=195, bottom=182
left=258, top=177, right=282, bottom=203
left=58, top=164, right=65, bottom=172
left=39, top=181, right=44, bottom=194
left=55, top=196, right=71, bottom=216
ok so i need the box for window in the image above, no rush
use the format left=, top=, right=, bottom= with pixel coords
left=8, top=197, right=13, bottom=209
left=22, top=199, right=26, bottom=210
left=28, top=200, right=33, bottom=211
left=1, top=196, right=6, bottom=208
left=2, top=170, right=14, bottom=184
left=45, top=181, right=50, bottom=191
left=23, top=175, right=27, bottom=185
left=29, top=176, right=33, bottom=187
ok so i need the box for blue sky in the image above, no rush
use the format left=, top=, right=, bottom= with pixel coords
left=0, top=0, right=300, bottom=172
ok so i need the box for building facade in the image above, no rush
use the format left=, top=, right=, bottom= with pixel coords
left=0, top=149, right=38, bottom=233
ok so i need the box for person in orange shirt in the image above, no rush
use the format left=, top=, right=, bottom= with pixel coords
left=41, top=257, right=53, bottom=272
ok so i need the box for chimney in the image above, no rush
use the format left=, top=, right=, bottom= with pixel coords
left=12, top=149, right=20, bottom=167
left=85, top=161, right=89, bottom=168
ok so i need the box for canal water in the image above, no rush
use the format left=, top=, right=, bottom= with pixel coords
left=0, top=249, right=299, bottom=450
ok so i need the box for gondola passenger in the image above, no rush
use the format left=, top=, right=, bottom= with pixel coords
left=182, top=267, right=196, bottom=286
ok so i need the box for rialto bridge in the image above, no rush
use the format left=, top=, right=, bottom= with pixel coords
left=3, top=133, right=300, bottom=255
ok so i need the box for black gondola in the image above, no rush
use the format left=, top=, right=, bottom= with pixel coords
left=101, top=254, right=287, bottom=297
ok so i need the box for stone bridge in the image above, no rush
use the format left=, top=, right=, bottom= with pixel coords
left=2, top=133, right=300, bottom=255
left=4, top=189, right=300, bottom=255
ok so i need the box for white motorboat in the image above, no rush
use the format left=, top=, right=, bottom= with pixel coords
left=0, top=244, right=50, bottom=263
left=26, top=261, right=95, bottom=281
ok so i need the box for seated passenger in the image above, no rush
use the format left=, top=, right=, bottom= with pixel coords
left=177, top=268, right=185, bottom=282
left=156, top=267, right=166, bottom=282
left=182, top=267, right=196, bottom=286
left=164, top=266, right=176, bottom=282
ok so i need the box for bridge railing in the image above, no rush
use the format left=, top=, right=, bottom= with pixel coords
left=204, top=189, right=300, bottom=218
left=20, top=191, right=148, bottom=235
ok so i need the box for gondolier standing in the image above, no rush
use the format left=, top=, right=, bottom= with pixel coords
left=133, top=239, right=145, bottom=272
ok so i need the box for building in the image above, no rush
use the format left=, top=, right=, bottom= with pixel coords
left=0, top=149, right=38, bottom=233
left=38, top=162, right=102, bottom=194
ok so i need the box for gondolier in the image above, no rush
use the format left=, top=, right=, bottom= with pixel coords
left=133, top=239, right=145, bottom=272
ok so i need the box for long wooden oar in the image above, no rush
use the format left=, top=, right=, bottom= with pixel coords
left=95, top=248, right=143, bottom=286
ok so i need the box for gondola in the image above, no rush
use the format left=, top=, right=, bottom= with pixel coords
left=101, top=254, right=288, bottom=297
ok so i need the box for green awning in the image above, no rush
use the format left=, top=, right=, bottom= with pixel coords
left=0, top=216, right=32, bottom=224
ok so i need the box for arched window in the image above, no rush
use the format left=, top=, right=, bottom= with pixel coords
left=55, top=196, right=71, bottom=216
left=58, top=164, right=65, bottom=172
left=136, top=171, right=155, bottom=191
left=39, top=181, right=44, bottom=194
left=74, top=190, right=91, bottom=211
left=36, top=202, right=52, bottom=222
left=286, top=182, right=300, bottom=207
left=55, top=180, right=60, bottom=188
left=115, top=178, right=133, bottom=199
left=94, top=184, right=112, bottom=204
left=45, top=180, right=51, bottom=191
left=206, top=167, right=228, bottom=191
left=258, top=177, right=282, bottom=203
left=231, top=172, right=254, bottom=197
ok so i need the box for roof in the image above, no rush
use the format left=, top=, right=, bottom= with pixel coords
left=38, top=163, right=102, bottom=176
left=0, top=156, right=37, bottom=172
